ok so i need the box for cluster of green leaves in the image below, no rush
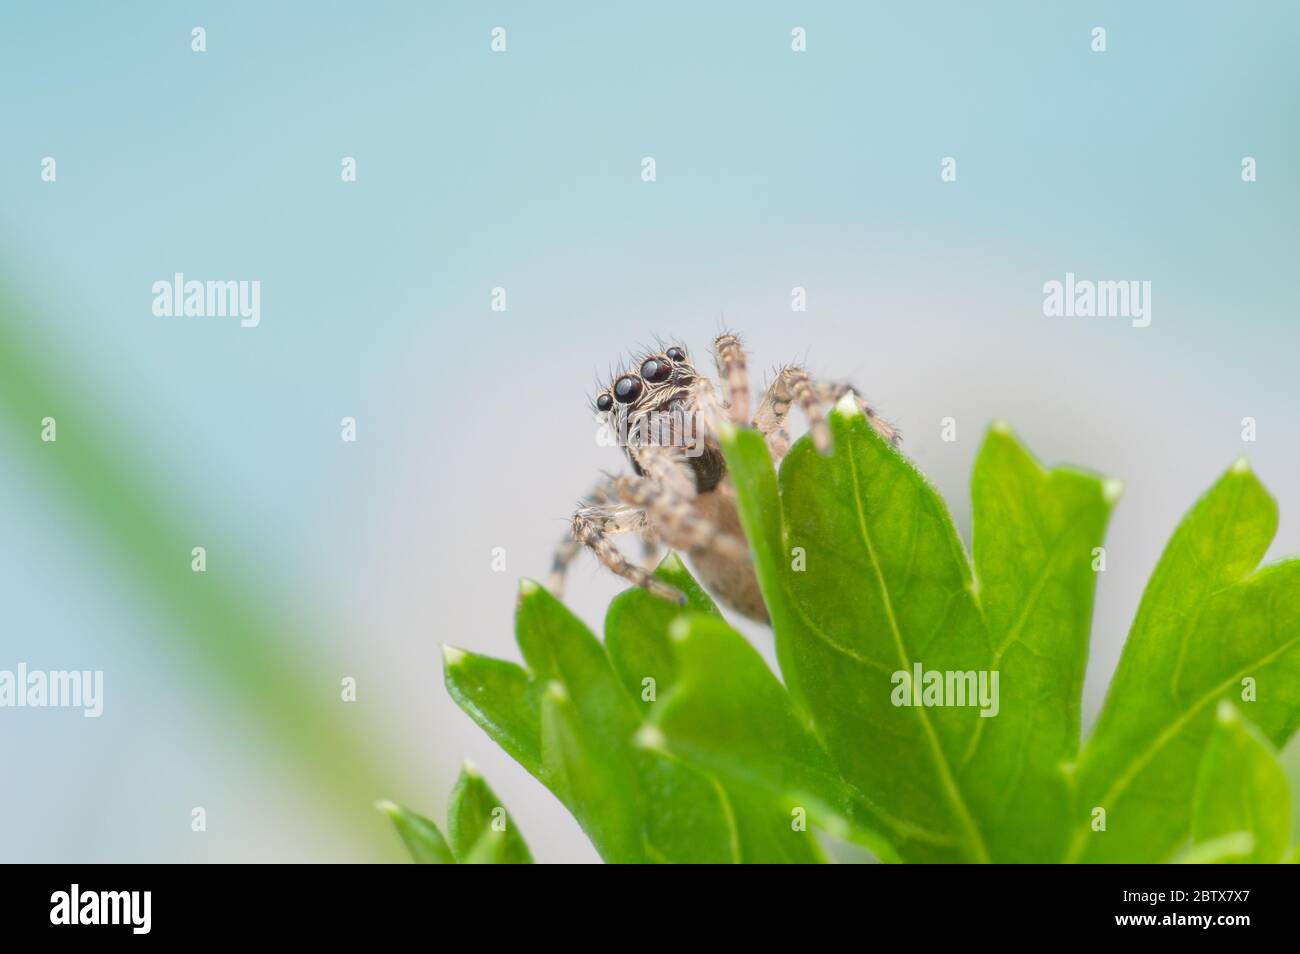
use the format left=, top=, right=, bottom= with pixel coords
left=396, top=397, right=1300, bottom=863
left=378, top=763, right=532, bottom=864
left=1183, top=701, right=1297, bottom=863
left=437, top=563, right=862, bottom=862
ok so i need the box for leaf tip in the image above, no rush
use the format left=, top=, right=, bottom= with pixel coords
left=988, top=419, right=1013, bottom=436
left=1102, top=478, right=1125, bottom=505
left=441, top=644, right=468, bottom=667
left=517, top=577, right=555, bottom=613
left=658, top=550, right=687, bottom=575
left=634, top=723, right=669, bottom=753
left=373, top=799, right=399, bottom=818
left=817, top=812, right=850, bottom=841
left=1215, top=698, right=1239, bottom=725
left=832, top=389, right=864, bottom=420
left=668, top=617, right=692, bottom=643
left=543, top=680, right=569, bottom=705
left=1230, top=457, right=1251, bottom=476
left=460, top=757, right=481, bottom=778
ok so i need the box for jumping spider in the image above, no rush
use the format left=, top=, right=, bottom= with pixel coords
left=547, top=332, right=899, bottom=623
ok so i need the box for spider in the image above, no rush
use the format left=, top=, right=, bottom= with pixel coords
left=547, top=332, right=899, bottom=623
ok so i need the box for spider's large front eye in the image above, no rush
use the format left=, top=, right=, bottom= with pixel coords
left=640, top=357, right=671, bottom=383
left=613, top=375, right=643, bottom=404
left=666, top=347, right=686, bottom=362
left=596, top=393, right=613, bottom=412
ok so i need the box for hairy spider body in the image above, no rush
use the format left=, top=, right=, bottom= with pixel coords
left=548, top=333, right=898, bottom=623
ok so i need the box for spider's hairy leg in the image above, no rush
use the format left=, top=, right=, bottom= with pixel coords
left=640, top=534, right=661, bottom=569
left=753, top=368, right=900, bottom=456
left=546, top=536, right=583, bottom=598
left=818, top=380, right=900, bottom=445
left=547, top=478, right=619, bottom=598
left=712, top=332, right=751, bottom=426
left=753, top=365, right=828, bottom=454
left=569, top=503, right=686, bottom=605
left=618, top=445, right=748, bottom=562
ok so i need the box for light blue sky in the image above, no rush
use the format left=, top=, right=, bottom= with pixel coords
left=3, top=2, right=1298, bottom=861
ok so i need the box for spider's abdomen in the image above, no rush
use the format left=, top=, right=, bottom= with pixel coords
left=686, top=478, right=769, bottom=623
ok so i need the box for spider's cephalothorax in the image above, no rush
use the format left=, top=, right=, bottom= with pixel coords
left=549, top=333, right=899, bottom=623
left=599, top=345, right=729, bottom=494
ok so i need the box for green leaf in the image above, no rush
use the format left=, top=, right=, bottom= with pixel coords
left=516, top=580, right=642, bottom=755
left=1068, top=461, right=1300, bottom=863
left=607, top=557, right=825, bottom=863
left=645, top=613, right=897, bottom=862
left=446, top=762, right=534, bottom=864
left=723, top=786, right=828, bottom=863
left=531, top=576, right=796, bottom=863
left=451, top=579, right=746, bottom=863
left=1188, top=701, right=1291, bottom=864
left=507, top=579, right=652, bottom=861
left=605, top=551, right=720, bottom=708
left=442, top=646, right=545, bottom=781
left=635, top=748, right=744, bottom=863
left=375, top=800, right=455, bottom=864
left=722, top=402, right=993, bottom=861
left=446, top=568, right=828, bottom=862
left=723, top=402, right=1115, bottom=861
left=1174, top=832, right=1256, bottom=864
left=540, top=681, right=646, bottom=863
left=461, top=829, right=525, bottom=864
left=379, top=767, right=534, bottom=865
left=965, top=424, right=1116, bottom=861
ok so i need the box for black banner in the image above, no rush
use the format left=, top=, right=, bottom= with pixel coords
left=3, top=864, right=1289, bottom=940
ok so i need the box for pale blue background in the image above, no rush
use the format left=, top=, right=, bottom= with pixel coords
left=2, top=1, right=1297, bottom=861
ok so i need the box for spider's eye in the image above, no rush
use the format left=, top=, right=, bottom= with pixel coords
left=640, top=357, right=672, bottom=383
left=596, top=393, right=613, bottom=412
left=666, top=347, right=686, bottom=362
left=613, top=375, right=644, bottom=404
